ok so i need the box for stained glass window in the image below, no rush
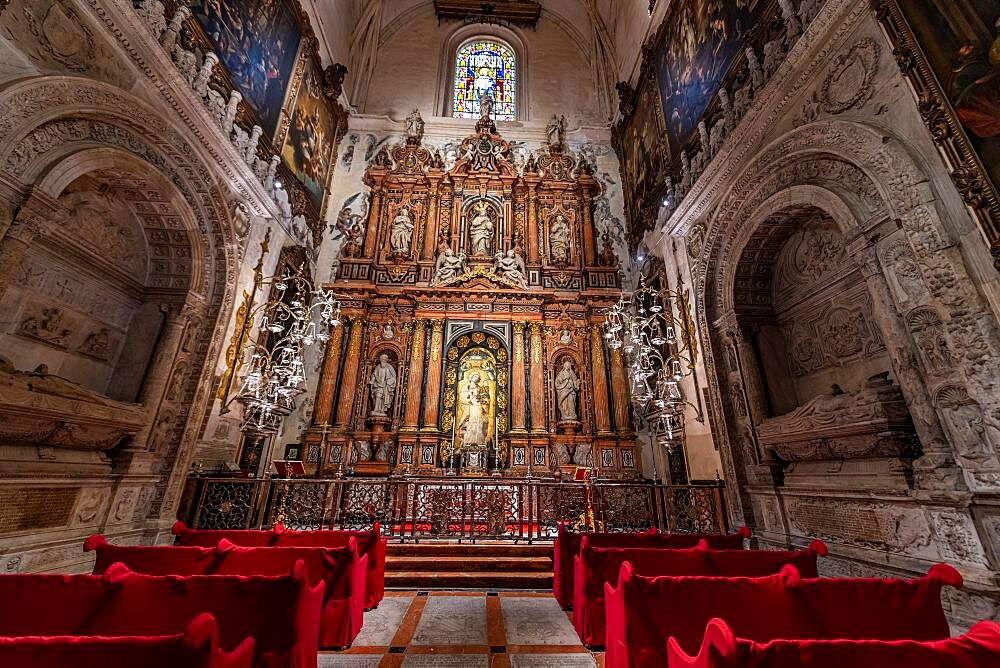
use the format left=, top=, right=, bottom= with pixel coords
left=452, top=40, right=516, bottom=121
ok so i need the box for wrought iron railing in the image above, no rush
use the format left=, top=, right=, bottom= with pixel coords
left=184, top=476, right=727, bottom=541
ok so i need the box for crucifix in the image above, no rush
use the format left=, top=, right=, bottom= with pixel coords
left=314, top=422, right=334, bottom=478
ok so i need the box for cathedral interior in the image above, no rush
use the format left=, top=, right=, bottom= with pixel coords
left=2, top=0, right=1000, bottom=663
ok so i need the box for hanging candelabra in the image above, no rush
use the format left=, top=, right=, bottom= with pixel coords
left=227, top=264, right=342, bottom=434
left=603, top=267, right=701, bottom=453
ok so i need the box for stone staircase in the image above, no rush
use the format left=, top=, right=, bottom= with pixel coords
left=384, top=541, right=553, bottom=590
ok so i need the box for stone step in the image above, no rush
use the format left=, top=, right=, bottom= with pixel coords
left=385, top=570, right=553, bottom=590
left=387, top=542, right=553, bottom=558
left=386, top=555, right=552, bottom=573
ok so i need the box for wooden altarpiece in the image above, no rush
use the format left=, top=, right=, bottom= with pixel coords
left=306, top=118, right=639, bottom=479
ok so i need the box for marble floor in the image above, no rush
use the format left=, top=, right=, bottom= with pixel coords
left=319, top=591, right=603, bottom=667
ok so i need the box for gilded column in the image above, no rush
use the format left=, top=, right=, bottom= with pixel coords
left=402, top=319, right=426, bottom=429
left=525, top=181, right=539, bottom=263
left=580, top=188, right=596, bottom=266
left=311, top=322, right=345, bottom=427
left=511, top=322, right=528, bottom=432
left=335, top=317, right=366, bottom=427
left=421, top=319, right=445, bottom=431
left=610, top=348, right=631, bottom=433
left=589, top=324, right=612, bottom=434
left=528, top=322, right=547, bottom=432
left=361, top=188, right=383, bottom=257
left=422, top=186, right=439, bottom=260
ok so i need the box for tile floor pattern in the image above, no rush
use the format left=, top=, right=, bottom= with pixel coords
left=319, top=591, right=604, bottom=668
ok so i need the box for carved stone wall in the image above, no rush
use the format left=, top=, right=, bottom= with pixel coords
left=643, top=0, right=1000, bottom=628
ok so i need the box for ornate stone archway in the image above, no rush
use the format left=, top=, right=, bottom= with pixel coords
left=0, top=76, right=241, bottom=546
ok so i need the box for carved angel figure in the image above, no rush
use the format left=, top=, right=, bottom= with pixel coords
left=493, top=249, right=528, bottom=290
left=404, top=108, right=425, bottom=143
left=390, top=206, right=414, bottom=253
left=431, top=248, right=467, bottom=286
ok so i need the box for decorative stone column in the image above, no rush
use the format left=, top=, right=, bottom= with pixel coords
left=421, top=319, right=445, bottom=431
left=589, top=324, right=613, bottom=434
left=311, top=322, right=346, bottom=427
left=528, top=323, right=547, bottom=433
left=335, top=317, right=366, bottom=427
left=610, top=348, right=631, bottom=433
left=402, top=319, right=426, bottom=429
left=579, top=183, right=597, bottom=266
left=525, top=180, right=540, bottom=264
left=511, top=322, right=528, bottom=432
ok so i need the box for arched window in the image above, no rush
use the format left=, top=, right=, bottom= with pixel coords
left=452, top=39, right=517, bottom=120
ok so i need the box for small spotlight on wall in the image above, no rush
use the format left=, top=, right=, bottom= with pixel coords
left=275, top=180, right=283, bottom=189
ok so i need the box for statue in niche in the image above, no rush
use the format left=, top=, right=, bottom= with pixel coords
left=458, top=372, right=490, bottom=447
left=478, top=90, right=494, bottom=121
left=404, top=108, right=424, bottom=143
left=545, top=114, right=567, bottom=149
left=554, top=359, right=581, bottom=421
left=468, top=201, right=495, bottom=256
left=493, top=249, right=528, bottom=289
left=369, top=354, right=397, bottom=417
left=390, top=205, right=414, bottom=253
left=549, top=214, right=571, bottom=263
left=430, top=248, right=468, bottom=285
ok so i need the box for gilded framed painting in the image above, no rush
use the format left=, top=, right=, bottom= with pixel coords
left=281, top=58, right=337, bottom=212
left=189, top=0, right=302, bottom=137
left=651, top=0, right=769, bottom=155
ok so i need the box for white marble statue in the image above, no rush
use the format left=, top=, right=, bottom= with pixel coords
left=493, top=249, right=528, bottom=290
left=459, top=372, right=489, bottom=446
left=549, top=214, right=570, bottom=263
left=554, top=359, right=580, bottom=421
left=404, top=108, right=424, bottom=143
left=469, top=201, right=494, bottom=256
left=369, top=354, right=397, bottom=417
left=431, top=248, right=467, bottom=285
left=390, top=206, right=414, bottom=253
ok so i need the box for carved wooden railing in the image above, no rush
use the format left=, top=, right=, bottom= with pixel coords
left=181, top=476, right=728, bottom=541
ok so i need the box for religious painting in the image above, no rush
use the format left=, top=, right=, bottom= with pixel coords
left=281, top=60, right=336, bottom=211
left=652, top=0, right=768, bottom=155
left=190, top=0, right=301, bottom=136
left=892, top=0, right=1000, bottom=202
left=283, top=443, right=301, bottom=461
left=453, top=40, right=517, bottom=120
left=615, top=73, right=668, bottom=241
left=441, top=333, right=510, bottom=466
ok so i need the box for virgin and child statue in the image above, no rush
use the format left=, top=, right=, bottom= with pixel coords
left=458, top=371, right=491, bottom=447
left=469, top=201, right=494, bottom=256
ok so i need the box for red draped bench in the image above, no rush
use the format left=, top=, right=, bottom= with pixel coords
left=0, top=562, right=323, bottom=668
left=0, top=613, right=254, bottom=668
left=573, top=539, right=828, bottom=647
left=172, top=521, right=386, bottom=610
left=666, top=617, right=1000, bottom=667
left=553, top=524, right=750, bottom=610
left=605, top=563, right=961, bottom=668
left=85, top=535, right=365, bottom=649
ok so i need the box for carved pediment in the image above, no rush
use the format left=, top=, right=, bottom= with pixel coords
left=432, top=264, right=525, bottom=291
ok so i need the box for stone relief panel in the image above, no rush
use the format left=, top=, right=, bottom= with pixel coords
left=772, top=210, right=850, bottom=306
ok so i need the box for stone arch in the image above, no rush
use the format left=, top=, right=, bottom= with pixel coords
left=690, top=118, right=1000, bottom=524
left=0, top=75, right=241, bottom=519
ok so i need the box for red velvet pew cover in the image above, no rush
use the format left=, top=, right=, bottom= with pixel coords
left=172, top=521, right=386, bottom=609
left=85, top=534, right=366, bottom=649
left=667, top=618, right=1000, bottom=668
left=604, top=563, right=961, bottom=668
left=553, top=524, right=750, bottom=610
left=0, top=613, right=254, bottom=668
left=0, top=561, right=323, bottom=668
left=572, top=539, right=827, bottom=647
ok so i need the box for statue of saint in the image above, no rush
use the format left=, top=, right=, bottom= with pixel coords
left=368, top=354, right=397, bottom=417
left=430, top=248, right=467, bottom=285
left=468, top=201, right=494, bottom=256
left=458, top=372, right=490, bottom=446
left=545, top=114, right=567, bottom=148
left=390, top=206, right=414, bottom=253
left=549, top=214, right=570, bottom=263
left=554, top=359, right=580, bottom=421
left=493, top=249, right=528, bottom=290
left=478, top=90, right=494, bottom=121
left=404, top=108, right=424, bottom=143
